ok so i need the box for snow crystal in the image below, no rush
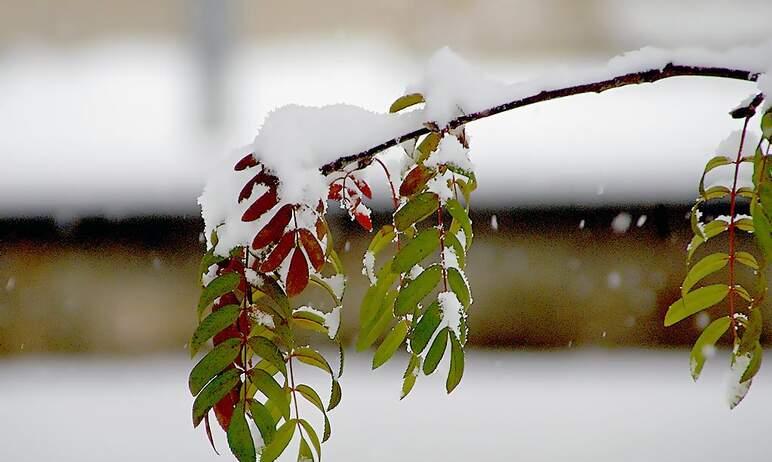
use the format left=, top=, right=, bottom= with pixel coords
left=695, top=312, right=711, bottom=330
left=636, top=215, right=647, bottom=228
left=611, top=212, right=632, bottom=234
left=5, top=277, right=15, bottom=292
left=437, top=291, right=464, bottom=338
left=578, top=219, right=585, bottom=230
left=362, top=251, right=377, bottom=286
left=343, top=240, right=351, bottom=253
left=701, top=344, right=717, bottom=359
left=596, top=185, right=605, bottom=196
left=607, top=272, right=622, bottom=289
left=490, top=214, right=498, bottom=231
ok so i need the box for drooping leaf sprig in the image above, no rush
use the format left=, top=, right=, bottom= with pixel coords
left=667, top=95, right=770, bottom=408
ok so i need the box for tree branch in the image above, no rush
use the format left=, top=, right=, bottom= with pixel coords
left=320, top=63, right=761, bottom=175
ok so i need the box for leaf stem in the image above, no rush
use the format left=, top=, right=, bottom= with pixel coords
left=728, top=116, right=752, bottom=340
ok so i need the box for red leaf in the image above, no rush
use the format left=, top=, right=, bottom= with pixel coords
left=241, top=188, right=279, bottom=222
left=298, top=228, right=325, bottom=271
left=203, top=413, right=220, bottom=455
left=252, top=204, right=293, bottom=250
left=315, top=218, right=327, bottom=241
left=213, top=384, right=239, bottom=430
left=399, top=164, right=434, bottom=197
left=238, top=171, right=278, bottom=203
left=346, top=187, right=359, bottom=200
left=234, top=153, right=257, bottom=171
left=286, top=247, right=310, bottom=296
left=354, top=211, right=373, bottom=231
left=354, top=178, right=373, bottom=199
left=259, top=231, right=295, bottom=272
left=328, top=183, right=343, bottom=200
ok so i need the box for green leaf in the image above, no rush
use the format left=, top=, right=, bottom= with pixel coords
left=192, top=368, right=240, bottom=427
left=298, top=419, right=322, bottom=461
left=762, top=109, right=772, bottom=141
left=410, top=301, right=442, bottom=355
left=357, top=288, right=398, bottom=350
left=664, top=284, right=729, bottom=327
left=248, top=399, right=276, bottom=445
left=295, top=384, right=331, bottom=442
left=393, top=192, right=439, bottom=232
left=394, top=265, right=442, bottom=316
left=447, top=267, right=471, bottom=308
left=416, top=133, right=442, bottom=163
left=738, top=308, right=763, bottom=355
left=248, top=369, right=290, bottom=421
left=389, top=93, right=424, bottom=113
left=359, top=262, right=397, bottom=328
left=228, top=403, right=256, bottom=462
left=446, top=331, right=464, bottom=393
left=687, top=220, right=730, bottom=263
left=368, top=225, right=396, bottom=255
left=760, top=182, right=772, bottom=217
left=753, top=204, right=772, bottom=260
left=444, top=231, right=466, bottom=268
left=423, top=327, right=449, bottom=375
left=328, top=379, right=342, bottom=411
left=199, top=249, right=227, bottom=279
left=190, top=304, right=241, bottom=357
left=681, top=252, right=729, bottom=296
left=298, top=437, right=314, bottom=462
left=293, top=346, right=334, bottom=376
left=736, top=218, right=754, bottom=233
left=698, top=156, right=732, bottom=194
left=735, top=251, right=759, bottom=270
left=189, top=338, right=242, bottom=396
left=372, top=320, right=409, bottom=369
left=701, top=185, right=731, bottom=201
left=445, top=199, right=473, bottom=249
left=260, top=420, right=296, bottom=462
left=689, top=316, right=730, bottom=381
left=248, top=337, right=287, bottom=378
left=741, top=342, right=763, bottom=383
left=401, top=354, right=421, bottom=399
left=254, top=276, right=291, bottom=320
left=392, top=228, right=440, bottom=273
left=198, top=272, right=241, bottom=316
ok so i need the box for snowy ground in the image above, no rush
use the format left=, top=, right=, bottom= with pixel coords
left=1, top=349, right=769, bottom=461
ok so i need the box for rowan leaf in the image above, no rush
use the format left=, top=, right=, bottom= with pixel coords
left=293, top=346, right=334, bottom=376
left=681, top=252, right=729, bottom=296
left=286, top=248, right=310, bottom=297
left=248, top=369, right=290, bottom=421
left=740, top=342, right=763, bottom=383
left=198, top=272, right=241, bottom=316
left=248, top=337, right=286, bottom=378
left=735, top=251, right=759, bottom=270
left=400, top=164, right=435, bottom=197
left=401, top=354, right=421, bottom=400
left=368, top=225, right=396, bottom=255
left=447, top=267, right=471, bottom=308
left=241, top=189, right=279, bottom=222
left=190, top=304, right=241, bottom=357
left=260, top=420, right=295, bottom=462
left=664, top=284, right=729, bottom=326
left=394, top=265, right=442, bottom=316
left=248, top=399, right=276, bottom=445
left=252, top=205, right=293, bottom=250
left=445, top=199, right=473, bottom=249
left=393, top=192, right=439, bottom=232
left=328, top=379, right=342, bottom=411
left=392, top=228, right=440, bottom=273
left=372, top=320, right=409, bottom=369
left=690, top=316, right=730, bottom=381
left=410, top=301, right=442, bottom=355
left=298, top=228, right=325, bottom=271
left=298, top=418, right=322, bottom=461
left=423, top=327, right=449, bottom=375
left=358, top=288, right=398, bottom=350
left=389, top=93, right=424, bottom=113
left=227, top=403, right=256, bottom=462
left=446, top=331, right=464, bottom=393
left=260, top=232, right=295, bottom=272
left=189, top=338, right=242, bottom=396
left=253, top=275, right=291, bottom=320
left=192, top=368, right=241, bottom=427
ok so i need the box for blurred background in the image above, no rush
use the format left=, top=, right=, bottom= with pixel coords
left=1, top=1, right=772, bottom=461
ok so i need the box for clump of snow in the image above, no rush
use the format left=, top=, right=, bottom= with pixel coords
left=252, top=310, right=275, bottom=329
left=437, top=291, right=464, bottom=338
left=611, top=212, right=632, bottom=234
left=244, top=268, right=263, bottom=287
left=490, top=214, right=498, bottom=231
left=202, top=264, right=218, bottom=286
left=424, top=136, right=474, bottom=172
left=442, top=246, right=460, bottom=270
left=324, top=305, right=342, bottom=339
left=408, top=264, right=425, bottom=280
left=425, top=173, right=454, bottom=204
left=320, top=274, right=346, bottom=300
left=636, top=215, right=647, bottom=228
left=726, top=353, right=752, bottom=409
left=362, top=251, right=377, bottom=286
left=578, top=219, right=585, bottom=229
